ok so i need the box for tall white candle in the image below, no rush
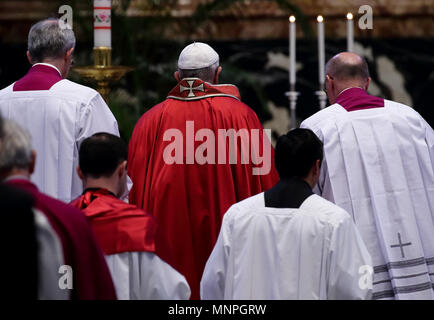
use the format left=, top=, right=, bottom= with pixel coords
left=289, top=15, right=296, bottom=91
left=94, top=0, right=112, bottom=48
left=347, top=12, right=354, bottom=52
left=317, top=15, right=325, bottom=90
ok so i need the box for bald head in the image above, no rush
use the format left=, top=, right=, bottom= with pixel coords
left=324, top=52, right=371, bottom=104
left=326, top=52, right=370, bottom=81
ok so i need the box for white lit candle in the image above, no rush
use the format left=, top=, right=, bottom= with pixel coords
left=317, top=15, right=325, bottom=90
left=94, top=0, right=112, bottom=48
left=289, top=15, right=296, bottom=91
left=347, top=12, right=354, bottom=52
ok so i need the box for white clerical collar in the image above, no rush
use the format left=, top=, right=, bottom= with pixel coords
left=3, top=175, right=30, bottom=183
left=337, top=86, right=364, bottom=98
left=33, top=63, right=62, bottom=77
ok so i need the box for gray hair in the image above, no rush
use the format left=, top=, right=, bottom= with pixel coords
left=0, top=120, right=33, bottom=171
left=28, top=18, right=76, bottom=63
left=178, top=61, right=219, bottom=83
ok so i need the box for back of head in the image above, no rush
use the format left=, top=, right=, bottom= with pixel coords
left=177, top=42, right=219, bottom=83
left=274, top=128, right=323, bottom=179
left=326, top=52, right=370, bottom=82
left=28, top=18, right=75, bottom=63
left=0, top=120, right=33, bottom=173
left=79, top=133, right=127, bottom=178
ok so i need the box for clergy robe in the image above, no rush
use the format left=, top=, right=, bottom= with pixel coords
left=6, top=178, right=117, bottom=300
left=128, top=78, right=279, bottom=299
left=0, top=63, right=119, bottom=203
left=70, top=188, right=191, bottom=300
left=0, top=183, right=40, bottom=299
left=200, top=189, right=373, bottom=300
left=0, top=184, right=65, bottom=299
left=301, top=88, right=434, bottom=299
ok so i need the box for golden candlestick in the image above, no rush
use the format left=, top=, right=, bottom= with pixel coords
left=72, top=47, right=133, bottom=102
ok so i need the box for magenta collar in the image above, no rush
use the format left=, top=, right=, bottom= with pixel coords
left=336, top=87, right=384, bottom=112
left=13, top=64, right=63, bottom=91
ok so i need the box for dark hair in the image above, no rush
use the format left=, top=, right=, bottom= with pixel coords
left=274, top=128, right=323, bottom=179
left=79, top=133, right=127, bottom=178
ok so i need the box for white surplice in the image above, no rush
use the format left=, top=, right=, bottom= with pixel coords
left=200, top=193, right=373, bottom=300
left=301, top=100, right=434, bottom=299
left=105, top=252, right=191, bottom=300
left=34, top=208, right=69, bottom=300
left=0, top=69, right=119, bottom=203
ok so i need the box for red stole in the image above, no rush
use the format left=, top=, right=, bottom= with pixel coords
left=167, top=78, right=241, bottom=101
left=70, top=188, right=156, bottom=255
left=6, top=179, right=117, bottom=300
left=337, top=87, right=384, bottom=112
left=13, top=64, right=62, bottom=91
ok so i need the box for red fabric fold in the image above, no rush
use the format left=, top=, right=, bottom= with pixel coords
left=70, top=188, right=156, bottom=255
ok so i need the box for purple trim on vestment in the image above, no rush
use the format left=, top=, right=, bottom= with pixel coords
left=13, top=64, right=62, bottom=91
left=336, top=87, right=384, bottom=112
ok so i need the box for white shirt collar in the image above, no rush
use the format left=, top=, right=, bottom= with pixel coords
left=32, top=63, right=62, bottom=77
left=337, top=86, right=364, bottom=98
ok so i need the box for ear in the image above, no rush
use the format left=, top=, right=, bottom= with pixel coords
left=326, top=74, right=334, bottom=88
left=26, top=51, right=33, bottom=65
left=365, top=77, right=371, bottom=91
left=214, top=66, right=222, bottom=84
left=174, top=71, right=181, bottom=82
left=29, top=150, right=37, bottom=175
left=117, top=160, right=127, bottom=178
left=311, top=159, right=322, bottom=184
left=76, top=166, right=85, bottom=180
left=65, top=47, right=74, bottom=61
left=314, top=159, right=321, bottom=175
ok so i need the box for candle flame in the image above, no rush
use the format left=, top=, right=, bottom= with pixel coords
left=347, top=12, right=353, bottom=20
left=317, top=15, right=324, bottom=23
left=289, top=16, right=296, bottom=23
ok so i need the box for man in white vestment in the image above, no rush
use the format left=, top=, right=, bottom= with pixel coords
left=301, top=52, right=434, bottom=299
left=71, top=133, right=190, bottom=300
left=0, top=18, right=119, bottom=203
left=201, top=128, right=373, bottom=300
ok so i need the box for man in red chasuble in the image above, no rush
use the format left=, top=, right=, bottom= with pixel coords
left=128, top=42, right=279, bottom=299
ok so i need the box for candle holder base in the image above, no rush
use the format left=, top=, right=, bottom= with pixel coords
left=72, top=66, right=133, bottom=102
left=72, top=47, right=133, bottom=103
left=315, top=90, right=328, bottom=110
left=285, top=91, right=300, bottom=129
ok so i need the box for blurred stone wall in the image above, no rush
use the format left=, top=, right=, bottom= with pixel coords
left=1, top=0, right=434, bottom=41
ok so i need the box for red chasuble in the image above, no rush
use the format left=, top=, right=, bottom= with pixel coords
left=7, top=179, right=116, bottom=300
left=70, top=188, right=155, bottom=255
left=128, top=78, right=279, bottom=299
